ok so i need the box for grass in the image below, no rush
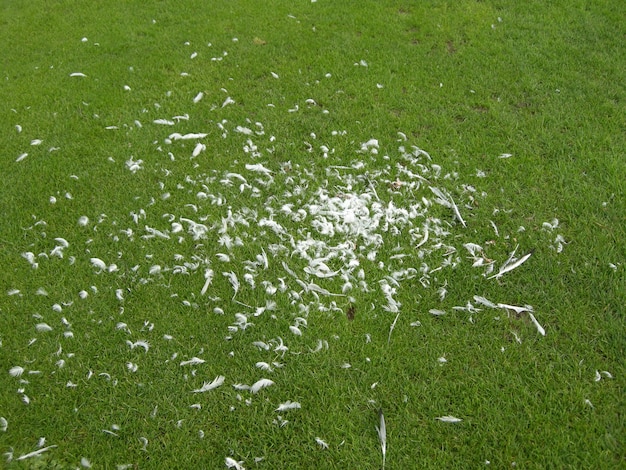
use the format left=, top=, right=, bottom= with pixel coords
left=1, top=0, right=624, bottom=468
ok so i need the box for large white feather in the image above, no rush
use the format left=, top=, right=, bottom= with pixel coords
left=250, top=378, right=274, bottom=394
left=489, top=249, right=533, bottom=279
left=16, top=445, right=58, bottom=461
left=90, top=258, right=107, bottom=271
left=9, top=366, right=24, bottom=377
left=192, top=375, right=225, bottom=393
left=528, top=312, right=546, bottom=336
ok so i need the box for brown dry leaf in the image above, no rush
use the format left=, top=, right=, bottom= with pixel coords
left=253, top=37, right=267, bottom=45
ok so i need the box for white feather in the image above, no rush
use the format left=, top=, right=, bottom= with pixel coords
left=192, top=375, right=225, bottom=393
left=224, top=457, right=246, bottom=469
left=127, top=340, right=150, bottom=352
left=275, top=401, right=301, bottom=412
left=16, top=445, right=58, bottom=461
left=376, top=409, right=387, bottom=469
left=489, top=248, right=533, bottom=279
left=473, top=295, right=498, bottom=309
left=250, top=378, right=274, bottom=394
left=192, top=142, right=206, bottom=158
left=429, top=187, right=466, bottom=227
left=289, top=325, right=302, bottom=336
left=436, top=415, right=462, bottom=423
left=315, top=437, right=329, bottom=449
left=387, top=313, right=401, bottom=344
left=180, top=357, right=206, bottom=366
left=223, top=271, right=240, bottom=300
left=90, top=258, right=107, bottom=271
left=9, top=366, right=24, bottom=377
left=200, top=268, right=214, bottom=295
left=528, top=312, right=546, bottom=336
left=153, top=119, right=175, bottom=125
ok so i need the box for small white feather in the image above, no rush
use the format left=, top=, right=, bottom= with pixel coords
left=127, top=340, right=150, bottom=352
left=180, top=357, right=206, bottom=366
left=275, top=401, right=301, bottom=412
left=193, top=92, right=204, bottom=103
left=376, top=409, right=387, bottom=469
left=315, top=437, right=329, bottom=449
left=436, top=415, right=462, bottom=423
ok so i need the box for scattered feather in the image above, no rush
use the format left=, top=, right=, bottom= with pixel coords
left=223, top=271, right=240, bottom=300
left=250, top=378, right=274, bottom=394
left=527, top=312, right=546, bottom=336
left=127, top=340, right=150, bottom=352
left=35, top=323, right=53, bottom=332
left=225, top=457, right=246, bottom=470
left=436, top=415, right=462, bottom=423
left=376, top=409, right=387, bottom=470
left=473, top=295, right=498, bottom=309
left=192, top=375, right=225, bottom=393
left=488, top=247, right=533, bottom=279
left=180, top=357, right=205, bottom=366
left=275, top=401, right=301, bottom=412
left=16, top=445, right=58, bottom=461
left=387, top=312, right=400, bottom=344
left=90, top=258, right=107, bottom=271
left=315, top=437, right=329, bottom=449
left=429, top=187, right=466, bottom=227
left=9, top=366, right=24, bottom=377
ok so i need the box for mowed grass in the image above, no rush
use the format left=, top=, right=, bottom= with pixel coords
left=1, top=1, right=624, bottom=468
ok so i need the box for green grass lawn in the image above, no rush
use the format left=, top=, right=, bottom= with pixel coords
left=1, top=1, right=624, bottom=468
